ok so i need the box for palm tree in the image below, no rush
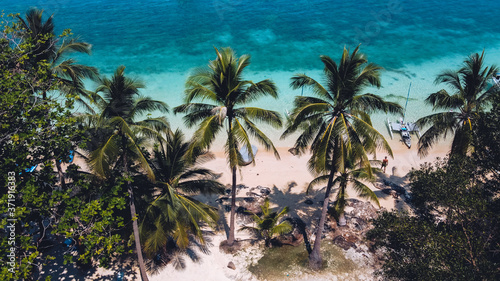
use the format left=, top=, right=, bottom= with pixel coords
left=308, top=144, right=380, bottom=226
left=239, top=197, right=292, bottom=247
left=174, top=47, right=282, bottom=246
left=416, top=51, right=499, bottom=157
left=281, top=45, right=401, bottom=269
left=17, top=8, right=99, bottom=102
left=140, top=129, right=224, bottom=259
left=88, top=66, right=169, bottom=281
left=17, top=8, right=99, bottom=188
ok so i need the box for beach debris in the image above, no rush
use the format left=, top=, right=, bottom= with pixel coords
left=381, top=179, right=410, bottom=199
left=236, top=206, right=247, bottom=214
left=304, top=199, right=314, bottom=205
left=259, top=187, right=271, bottom=196
left=332, top=235, right=357, bottom=250
left=273, top=227, right=304, bottom=247
left=215, top=197, right=230, bottom=204
left=381, top=188, right=399, bottom=198
left=227, top=261, right=236, bottom=270
left=246, top=192, right=261, bottom=198
left=220, top=239, right=243, bottom=254
left=243, top=197, right=256, bottom=203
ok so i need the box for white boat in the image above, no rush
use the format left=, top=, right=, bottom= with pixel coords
left=386, top=83, right=420, bottom=149
left=387, top=119, right=420, bottom=148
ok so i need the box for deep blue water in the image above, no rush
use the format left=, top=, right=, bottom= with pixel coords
left=3, top=0, right=500, bottom=142
left=4, top=0, right=500, bottom=73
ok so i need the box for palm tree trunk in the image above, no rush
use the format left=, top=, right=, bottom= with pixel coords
left=309, top=166, right=336, bottom=270
left=227, top=165, right=237, bottom=245
left=227, top=114, right=238, bottom=246
left=124, top=152, right=149, bottom=281
left=55, top=159, right=66, bottom=189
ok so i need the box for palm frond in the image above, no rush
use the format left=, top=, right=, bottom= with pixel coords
left=232, top=118, right=255, bottom=165
left=351, top=179, right=380, bottom=207
left=235, top=107, right=282, bottom=128
left=426, top=89, right=464, bottom=110
left=306, top=174, right=330, bottom=194
left=351, top=93, right=403, bottom=114
left=236, top=79, right=278, bottom=104
left=131, top=97, right=169, bottom=117
left=290, top=74, right=330, bottom=101
left=176, top=180, right=225, bottom=195
left=88, top=133, right=120, bottom=178
left=243, top=117, right=280, bottom=159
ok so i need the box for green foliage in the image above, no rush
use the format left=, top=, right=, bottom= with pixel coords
left=0, top=12, right=83, bottom=279
left=239, top=198, right=292, bottom=247
left=474, top=92, right=500, bottom=178
left=308, top=146, right=380, bottom=221
left=0, top=10, right=124, bottom=280
left=282, top=45, right=399, bottom=268
left=174, top=47, right=282, bottom=169
left=416, top=51, right=499, bottom=157
left=53, top=167, right=128, bottom=267
left=140, top=129, right=223, bottom=261
left=282, top=45, right=401, bottom=174
left=174, top=47, right=282, bottom=244
left=368, top=156, right=500, bottom=280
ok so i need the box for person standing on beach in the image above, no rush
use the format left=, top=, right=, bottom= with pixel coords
left=381, top=156, right=389, bottom=173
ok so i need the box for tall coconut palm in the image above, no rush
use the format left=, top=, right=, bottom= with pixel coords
left=89, top=66, right=169, bottom=281
left=416, top=51, right=499, bottom=157
left=174, top=47, right=282, bottom=246
left=282, top=45, right=401, bottom=269
left=307, top=144, right=380, bottom=226
left=140, top=128, right=224, bottom=260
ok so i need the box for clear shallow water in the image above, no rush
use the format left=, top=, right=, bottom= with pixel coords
left=4, top=0, right=500, bottom=146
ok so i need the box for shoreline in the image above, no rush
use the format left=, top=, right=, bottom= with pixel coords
left=201, top=138, right=451, bottom=210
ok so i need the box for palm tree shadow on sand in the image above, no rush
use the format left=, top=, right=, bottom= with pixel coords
left=373, top=169, right=414, bottom=212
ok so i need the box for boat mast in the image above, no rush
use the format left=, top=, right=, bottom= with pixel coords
left=403, top=82, right=411, bottom=123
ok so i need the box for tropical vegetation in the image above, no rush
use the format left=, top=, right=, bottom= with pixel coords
left=281, top=45, right=401, bottom=269
left=174, top=47, right=282, bottom=246
left=239, top=197, right=292, bottom=247
left=416, top=51, right=499, bottom=157
left=307, top=145, right=380, bottom=226
left=2, top=6, right=500, bottom=281
left=140, top=129, right=224, bottom=272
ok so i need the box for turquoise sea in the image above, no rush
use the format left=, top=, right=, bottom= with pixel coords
left=4, top=0, right=500, bottom=147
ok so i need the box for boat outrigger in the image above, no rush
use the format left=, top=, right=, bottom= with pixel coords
left=387, top=118, right=420, bottom=148
left=387, top=83, right=421, bottom=148
left=493, top=72, right=500, bottom=87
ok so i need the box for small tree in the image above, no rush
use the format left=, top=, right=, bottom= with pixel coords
left=239, top=198, right=292, bottom=247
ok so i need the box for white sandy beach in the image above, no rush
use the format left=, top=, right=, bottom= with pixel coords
left=145, top=138, right=450, bottom=281
left=64, top=132, right=453, bottom=280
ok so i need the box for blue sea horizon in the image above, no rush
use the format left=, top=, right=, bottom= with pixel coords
left=4, top=0, right=500, bottom=147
